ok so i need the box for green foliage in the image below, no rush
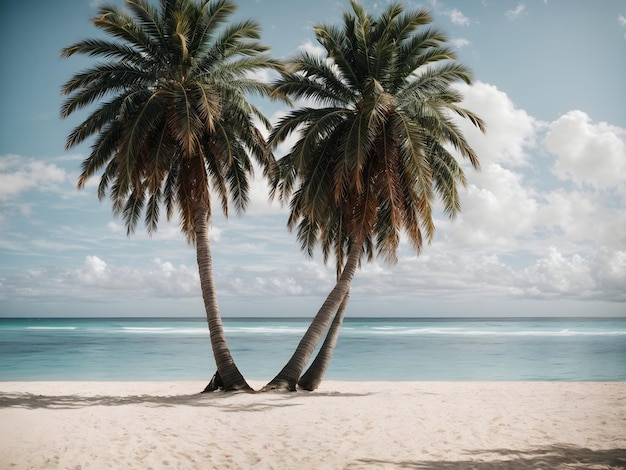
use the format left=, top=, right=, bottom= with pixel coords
left=269, top=0, right=484, bottom=266
left=61, top=0, right=282, bottom=242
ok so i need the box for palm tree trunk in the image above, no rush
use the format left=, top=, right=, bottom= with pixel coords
left=262, top=244, right=361, bottom=391
left=297, top=290, right=350, bottom=391
left=194, top=206, right=252, bottom=392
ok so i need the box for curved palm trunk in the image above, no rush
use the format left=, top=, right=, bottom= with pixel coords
left=297, top=290, right=350, bottom=391
left=194, top=207, right=252, bottom=392
left=262, top=245, right=361, bottom=391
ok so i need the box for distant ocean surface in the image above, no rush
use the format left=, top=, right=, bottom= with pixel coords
left=1, top=317, right=625, bottom=382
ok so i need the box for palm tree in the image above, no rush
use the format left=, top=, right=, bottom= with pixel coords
left=297, top=205, right=373, bottom=391
left=297, top=292, right=349, bottom=391
left=60, top=0, right=282, bottom=391
left=264, top=0, right=484, bottom=391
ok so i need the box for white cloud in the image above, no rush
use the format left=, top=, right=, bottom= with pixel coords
left=352, top=251, right=518, bottom=299
left=521, top=247, right=595, bottom=297
left=618, top=14, right=626, bottom=26
left=0, top=252, right=333, bottom=303
left=298, top=39, right=325, bottom=57
left=456, top=81, right=540, bottom=167
left=519, top=247, right=626, bottom=301
left=505, top=4, right=526, bottom=20
left=403, top=82, right=626, bottom=303
left=245, top=67, right=277, bottom=86
left=428, top=1, right=471, bottom=26
left=536, top=189, right=602, bottom=247
left=0, top=154, right=67, bottom=200
left=75, top=255, right=200, bottom=297
left=544, top=110, right=626, bottom=193
left=449, top=8, right=470, bottom=26
left=78, top=255, right=109, bottom=285
left=224, top=259, right=333, bottom=298
left=445, top=163, right=539, bottom=250
left=350, top=242, right=626, bottom=303
left=451, top=38, right=471, bottom=49
left=594, top=248, right=626, bottom=297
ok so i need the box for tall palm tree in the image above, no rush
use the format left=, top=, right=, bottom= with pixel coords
left=60, top=0, right=282, bottom=391
left=264, top=0, right=484, bottom=391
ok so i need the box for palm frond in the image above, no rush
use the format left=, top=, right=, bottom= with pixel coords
left=61, top=39, right=148, bottom=65
left=145, top=189, right=162, bottom=234
left=60, top=65, right=151, bottom=116
left=91, top=4, right=159, bottom=58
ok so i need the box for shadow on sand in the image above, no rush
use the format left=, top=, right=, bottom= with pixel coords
left=347, top=446, right=626, bottom=469
left=0, top=388, right=372, bottom=411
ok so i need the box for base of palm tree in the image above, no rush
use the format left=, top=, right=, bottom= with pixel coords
left=201, top=371, right=254, bottom=393
left=260, top=378, right=297, bottom=392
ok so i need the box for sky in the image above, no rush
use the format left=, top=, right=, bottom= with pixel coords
left=1, top=0, right=625, bottom=318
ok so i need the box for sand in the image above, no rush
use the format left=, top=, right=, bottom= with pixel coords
left=1, top=381, right=625, bottom=469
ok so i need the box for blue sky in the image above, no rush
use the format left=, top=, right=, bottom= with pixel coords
left=1, top=0, right=625, bottom=317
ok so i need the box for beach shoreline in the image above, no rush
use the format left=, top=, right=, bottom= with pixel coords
left=1, top=381, right=625, bottom=469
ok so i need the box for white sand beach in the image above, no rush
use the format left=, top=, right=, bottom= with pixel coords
left=1, top=381, right=625, bottom=469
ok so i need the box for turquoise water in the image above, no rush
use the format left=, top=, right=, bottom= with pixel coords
left=0, top=317, right=625, bottom=381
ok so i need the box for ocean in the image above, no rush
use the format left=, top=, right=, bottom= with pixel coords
left=1, top=317, right=624, bottom=382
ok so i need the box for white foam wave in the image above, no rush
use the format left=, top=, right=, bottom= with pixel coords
left=353, top=328, right=626, bottom=337
left=122, top=327, right=207, bottom=335
left=119, top=326, right=308, bottom=335
left=26, top=326, right=77, bottom=330
left=121, top=324, right=625, bottom=337
left=224, top=326, right=307, bottom=335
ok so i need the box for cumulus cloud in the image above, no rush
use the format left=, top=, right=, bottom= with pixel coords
left=456, top=81, right=540, bottom=167
left=505, top=4, right=527, bottom=20
left=520, top=247, right=626, bottom=301
left=429, top=1, right=471, bottom=26
left=76, top=256, right=200, bottom=297
left=536, top=189, right=603, bottom=247
left=448, top=8, right=470, bottom=26
left=412, top=82, right=626, bottom=303
left=521, top=247, right=595, bottom=297
left=349, top=243, right=626, bottom=303
left=0, top=154, right=67, bottom=200
left=444, top=163, right=539, bottom=250
left=544, top=110, right=626, bottom=194
left=78, top=255, right=110, bottom=285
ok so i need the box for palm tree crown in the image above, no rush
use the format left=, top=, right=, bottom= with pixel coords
left=270, top=0, right=484, bottom=263
left=61, top=0, right=281, bottom=239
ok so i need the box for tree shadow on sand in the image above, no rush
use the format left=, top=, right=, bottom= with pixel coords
left=0, top=389, right=372, bottom=410
left=0, top=391, right=222, bottom=409
left=348, top=445, right=626, bottom=469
